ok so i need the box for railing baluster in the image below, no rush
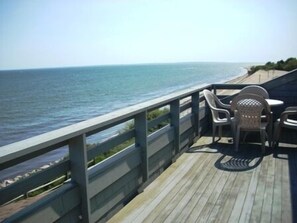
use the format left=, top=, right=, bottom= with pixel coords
left=170, top=99, right=180, bottom=160
left=135, top=111, right=148, bottom=184
left=192, top=91, right=200, bottom=140
left=69, top=134, right=91, bottom=223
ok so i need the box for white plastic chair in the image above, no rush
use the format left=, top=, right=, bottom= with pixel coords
left=240, top=85, right=272, bottom=125
left=231, top=93, right=272, bottom=153
left=203, top=89, right=234, bottom=143
left=274, top=106, right=297, bottom=147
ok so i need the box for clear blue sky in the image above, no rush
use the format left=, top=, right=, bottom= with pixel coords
left=0, top=0, right=296, bottom=70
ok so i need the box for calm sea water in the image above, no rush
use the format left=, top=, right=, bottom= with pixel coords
left=0, top=62, right=249, bottom=180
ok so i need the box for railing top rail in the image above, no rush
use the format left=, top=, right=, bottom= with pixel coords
left=0, top=84, right=212, bottom=165
left=212, top=83, right=250, bottom=89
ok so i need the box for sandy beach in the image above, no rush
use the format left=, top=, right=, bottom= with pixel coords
left=0, top=69, right=288, bottom=221
left=227, top=69, right=287, bottom=84
left=214, top=69, right=287, bottom=97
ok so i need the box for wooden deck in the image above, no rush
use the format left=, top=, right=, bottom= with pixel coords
left=109, top=131, right=297, bottom=223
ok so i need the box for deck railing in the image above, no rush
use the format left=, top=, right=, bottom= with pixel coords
left=0, top=83, right=214, bottom=222
left=1, top=69, right=295, bottom=222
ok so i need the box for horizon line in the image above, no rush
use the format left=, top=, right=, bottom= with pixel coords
left=0, top=60, right=258, bottom=72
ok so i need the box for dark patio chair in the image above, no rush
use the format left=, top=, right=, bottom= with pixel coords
left=274, top=106, right=297, bottom=147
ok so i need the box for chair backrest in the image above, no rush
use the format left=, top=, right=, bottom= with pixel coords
left=239, top=85, right=269, bottom=99
left=231, top=93, right=271, bottom=130
left=203, top=89, right=220, bottom=121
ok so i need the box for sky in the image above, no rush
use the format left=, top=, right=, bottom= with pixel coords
left=0, top=0, right=297, bottom=70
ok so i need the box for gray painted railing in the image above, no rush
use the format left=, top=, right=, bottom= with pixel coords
left=1, top=69, right=296, bottom=223
left=0, top=84, right=213, bottom=223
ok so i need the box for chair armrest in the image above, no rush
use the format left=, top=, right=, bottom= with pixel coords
left=214, top=95, right=231, bottom=110
left=280, top=109, right=297, bottom=123
left=219, top=102, right=231, bottom=110
left=213, top=107, right=232, bottom=121
left=285, top=106, right=297, bottom=111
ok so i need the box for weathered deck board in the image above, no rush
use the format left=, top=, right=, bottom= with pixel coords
left=272, top=154, right=282, bottom=223
left=249, top=151, right=269, bottom=223
left=145, top=154, right=213, bottom=223
left=108, top=133, right=297, bottom=223
left=164, top=153, right=216, bottom=223
left=208, top=170, right=237, bottom=223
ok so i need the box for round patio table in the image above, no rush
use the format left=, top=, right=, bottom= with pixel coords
left=266, top=99, right=284, bottom=107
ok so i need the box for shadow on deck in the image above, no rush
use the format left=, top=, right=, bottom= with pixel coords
left=109, top=129, right=297, bottom=223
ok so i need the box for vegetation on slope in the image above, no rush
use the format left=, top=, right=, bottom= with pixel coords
left=2, top=108, right=170, bottom=200
left=92, top=107, right=170, bottom=163
left=248, top=57, right=297, bottom=75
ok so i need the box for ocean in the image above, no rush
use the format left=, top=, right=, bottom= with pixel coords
left=0, top=62, right=249, bottom=180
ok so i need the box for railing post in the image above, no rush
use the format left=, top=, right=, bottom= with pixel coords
left=135, top=111, right=148, bottom=184
left=69, top=134, right=91, bottom=223
left=170, top=99, right=180, bottom=160
left=213, top=85, right=217, bottom=95
left=192, top=91, right=200, bottom=140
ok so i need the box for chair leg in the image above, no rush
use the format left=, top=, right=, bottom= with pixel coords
left=218, top=126, right=222, bottom=140
left=231, top=122, right=236, bottom=143
left=243, top=132, right=248, bottom=143
left=273, top=123, right=281, bottom=147
left=235, top=127, right=240, bottom=152
left=260, top=130, right=266, bottom=153
left=212, top=124, right=216, bottom=143
left=269, top=112, right=273, bottom=147
left=267, top=122, right=273, bottom=147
